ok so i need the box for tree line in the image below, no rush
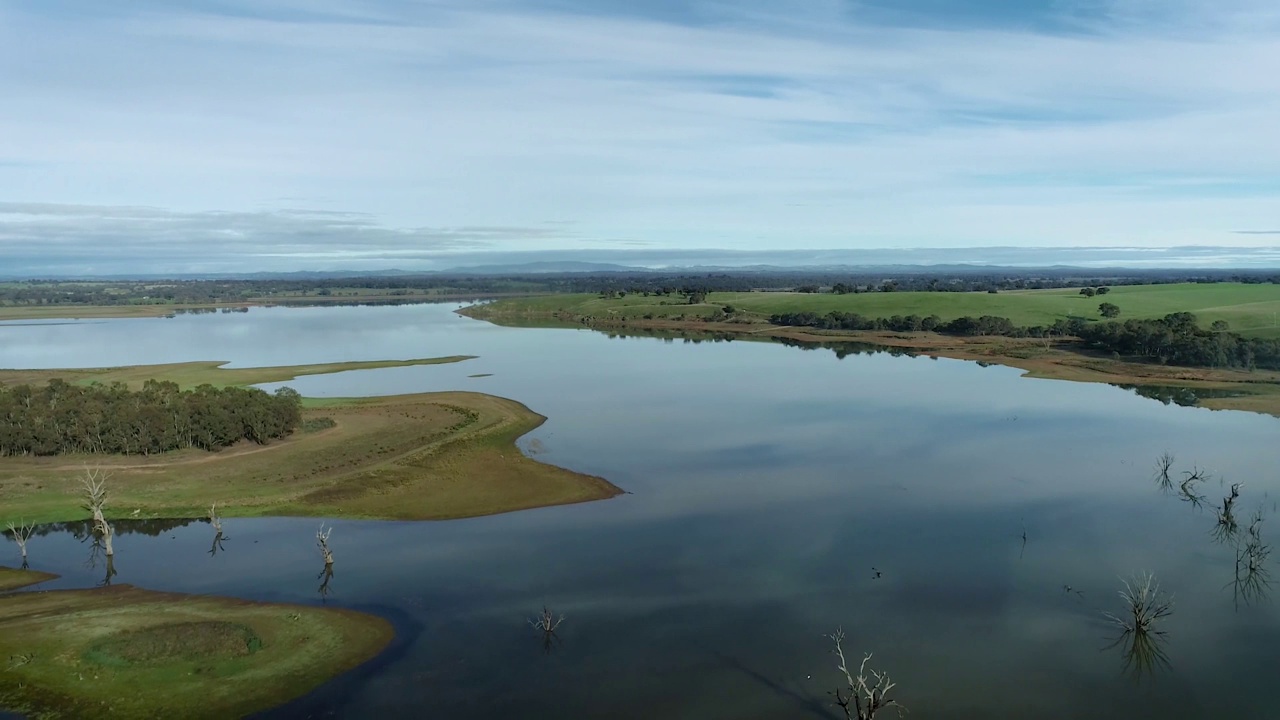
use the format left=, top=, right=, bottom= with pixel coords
left=5, top=270, right=1280, bottom=309
left=767, top=310, right=1280, bottom=370
left=0, top=379, right=303, bottom=457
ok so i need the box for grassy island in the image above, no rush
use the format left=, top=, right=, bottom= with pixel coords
left=0, top=389, right=622, bottom=525
left=0, top=584, right=392, bottom=719
left=0, top=353, right=622, bottom=525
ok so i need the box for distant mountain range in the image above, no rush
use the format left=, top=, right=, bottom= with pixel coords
left=3, top=246, right=1278, bottom=280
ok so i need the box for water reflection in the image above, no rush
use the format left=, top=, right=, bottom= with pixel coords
left=317, top=563, right=336, bottom=602
left=528, top=607, right=565, bottom=655
left=1230, top=510, right=1273, bottom=610
left=5, top=305, right=1280, bottom=718
left=1115, top=384, right=1244, bottom=408
left=1102, top=573, right=1175, bottom=681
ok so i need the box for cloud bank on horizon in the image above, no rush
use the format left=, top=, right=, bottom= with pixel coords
left=1, top=0, right=1279, bottom=274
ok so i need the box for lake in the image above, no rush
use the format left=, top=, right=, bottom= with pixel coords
left=2, top=303, right=1279, bottom=719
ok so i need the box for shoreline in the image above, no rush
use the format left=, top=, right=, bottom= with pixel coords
left=462, top=308, right=1280, bottom=418
left=0, top=352, right=624, bottom=524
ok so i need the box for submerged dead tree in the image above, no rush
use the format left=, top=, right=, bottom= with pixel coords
left=208, top=503, right=227, bottom=556
left=828, top=628, right=905, bottom=720
left=79, top=467, right=114, bottom=557
left=316, top=523, right=335, bottom=601
left=1153, top=452, right=1175, bottom=492
left=316, top=523, right=334, bottom=565
left=5, top=520, right=35, bottom=569
left=1213, top=483, right=1244, bottom=542
left=1103, top=573, right=1174, bottom=678
left=529, top=606, right=565, bottom=653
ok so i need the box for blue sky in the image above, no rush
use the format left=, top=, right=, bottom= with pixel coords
left=1, top=0, right=1279, bottom=273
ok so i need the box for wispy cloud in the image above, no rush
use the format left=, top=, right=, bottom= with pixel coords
left=0, top=203, right=579, bottom=274
left=0, top=0, right=1278, bottom=273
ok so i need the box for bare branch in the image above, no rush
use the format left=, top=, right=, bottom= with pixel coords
left=1153, top=452, right=1175, bottom=492
left=827, top=628, right=906, bottom=719
left=5, top=520, right=35, bottom=568
left=316, top=522, right=334, bottom=565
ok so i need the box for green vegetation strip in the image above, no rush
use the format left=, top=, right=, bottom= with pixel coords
left=0, top=356, right=475, bottom=390
left=466, top=283, right=1280, bottom=338
left=0, top=584, right=392, bottom=719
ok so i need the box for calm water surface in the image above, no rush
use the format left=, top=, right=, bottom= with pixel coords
left=2, top=305, right=1279, bottom=719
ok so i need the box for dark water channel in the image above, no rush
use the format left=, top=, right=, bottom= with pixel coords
left=2, top=304, right=1280, bottom=718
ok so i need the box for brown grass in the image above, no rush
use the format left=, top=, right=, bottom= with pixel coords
left=0, top=566, right=59, bottom=592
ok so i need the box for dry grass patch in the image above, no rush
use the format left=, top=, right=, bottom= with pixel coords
left=0, top=566, right=58, bottom=592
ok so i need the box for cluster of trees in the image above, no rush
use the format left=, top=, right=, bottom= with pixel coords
left=767, top=309, right=1280, bottom=370
left=6, top=270, right=1280, bottom=310
left=0, top=380, right=303, bottom=457
left=1077, top=313, right=1280, bottom=370
left=768, top=311, right=1022, bottom=336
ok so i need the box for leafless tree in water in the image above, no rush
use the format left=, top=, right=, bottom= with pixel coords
left=1103, top=573, right=1174, bottom=679
left=5, top=520, right=35, bottom=570
left=79, top=467, right=114, bottom=558
left=208, top=503, right=227, bottom=556
left=827, top=628, right=906, bottom=720
left=529, top=606, right=565, bottom=653
left=1177, top=468, right=1208, bottom=509
left=1153, top=452, right=1175, bottom=492
left=316, top=523, right=334, bottom=565
left=1212, top=483, right=1243, bottom=543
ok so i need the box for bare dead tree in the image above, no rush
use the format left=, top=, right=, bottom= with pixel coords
left=529, top=606, right=564, bottom=633
left=79, top=467, right=114, bottom=557
left=529, top=606, right=565, bottom=653
left=1104, top=573, right=1173, bottom=637
left=208, top=503, right=223, bottom=534
left=827, top=628, right=906, bottom=720
left=207, top=503, right=228, bottom=556
left=1153, top=452, right=1175, bottom=492
left=79, top=466, right=110, bottom=523
left=316, top=523, right=334, bottom=566
left=1213, top=483, right=1244, bottom=543
left=5, top=520, right=35, bottom=570
left=1177, top=468, right=1208, bottom=509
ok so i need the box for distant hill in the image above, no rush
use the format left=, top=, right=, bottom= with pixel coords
left=442, top=261, right=649, bottom=274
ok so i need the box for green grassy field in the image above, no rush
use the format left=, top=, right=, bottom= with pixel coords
left=469, top=283, right=1280, bottom=338
left=0, top=585, right=392, bottom=719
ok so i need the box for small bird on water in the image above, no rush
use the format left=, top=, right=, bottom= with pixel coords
left=872, top=567, right=882, bottom=580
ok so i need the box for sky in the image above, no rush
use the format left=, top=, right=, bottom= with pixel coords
left=1, top=0, right=1279, bottom=274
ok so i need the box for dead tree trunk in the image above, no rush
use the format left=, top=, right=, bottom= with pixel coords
left=316, top=523, right=334, bottom=566
left=6, top=521, right=35, bottom=570
left=79, top=467, right=114, bottom=557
